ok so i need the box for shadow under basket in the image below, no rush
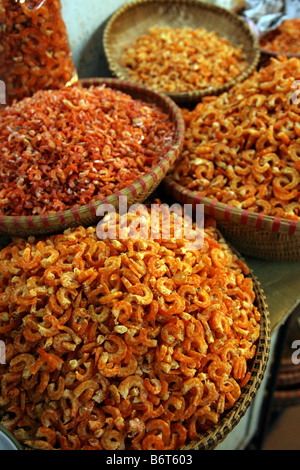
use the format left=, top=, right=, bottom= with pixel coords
left=0, top=78, right=185, bottom=238
left=103, top=0, right=260, bottom=104
left=163, top=177, right=300, bottom=262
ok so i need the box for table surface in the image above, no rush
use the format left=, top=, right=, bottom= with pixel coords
left=245, top=257, right=300, bottom=333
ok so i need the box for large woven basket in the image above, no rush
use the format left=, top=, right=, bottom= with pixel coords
left=103, top=0, right=260, bottom=104
left=0, top=236, right=270, bottom=451
left=182, top=248, right=270, bottom=450
left=0, top=78, right=185, bottom=238
left=163, top=177, right=300, bottom=261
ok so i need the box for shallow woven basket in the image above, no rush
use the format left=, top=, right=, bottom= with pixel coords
left=182, top=247, right=270, bottom=450
left=163, top=177, right=300, bottom=262
left=0, top=236, right=270, bottom=451
left=0, top=78, right=185, bottom=238
left=103, top=0, right=260, bottom=104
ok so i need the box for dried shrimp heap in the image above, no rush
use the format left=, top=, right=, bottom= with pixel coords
left=0, top=0, right=77, bottom=105
left=0, top=84, right=175, bottom=216
left=0, top=205, right=260, bottom=450
left=260, top=19, right=300, bottom=55
left=171, top=56, right=300, bottom=221
left=120, top=26, right=247, bottom=93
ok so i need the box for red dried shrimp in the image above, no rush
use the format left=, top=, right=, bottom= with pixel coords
left=0, top=204, right=260, bottom=450
left=120, top=26, right=247, bottom=93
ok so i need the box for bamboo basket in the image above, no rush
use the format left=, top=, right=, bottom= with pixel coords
left=0, top=78, right=185, bottom=238
left=182, top=247, right=270, bottom=450
left=103, top=0, right=260, bottom=104
left=163, top=177, right=300, bottom=261
left=0, top=237, right=270, bottom=451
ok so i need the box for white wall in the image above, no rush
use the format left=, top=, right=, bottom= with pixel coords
left=61, top=0, right=128, bottom=78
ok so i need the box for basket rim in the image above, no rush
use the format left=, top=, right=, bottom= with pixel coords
left=0, top=77, right=185, bottom=235
left=260, top=47, right=300, bottom=59
left=258, top=17, right=300, bottom=58
left=181, top=245, right=271, bottom=450
left=102, top=0, right=261, bottom=103
left=163, top=176, right=300, bottom=237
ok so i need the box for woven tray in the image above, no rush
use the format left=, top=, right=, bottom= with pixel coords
left=0, top=78, right=185, bottom=238
left=182, top=249, right=270, bottom=450
left=103, top=0, right=260, bottom=104
left=163, top=177, right=300, bottom=261
left=0, top=236, right=270, bottom=451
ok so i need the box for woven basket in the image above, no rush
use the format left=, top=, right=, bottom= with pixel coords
left=103, top=0, right=260, bottom=104
left=182, top=250, right=270, bottom=450
left=0, top=236, right=270, bottom=451
left=163, top=177, right=300, bottom=261
left=0, top=78, right=185, bottom=238
left=259, top=47, right=300, bottom=68
left=0, top=425, right=23, bottom=450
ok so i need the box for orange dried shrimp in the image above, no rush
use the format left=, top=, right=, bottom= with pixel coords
left=171, top=56, right=300, bottom=220
left=0, top=83, right=175, bottom=216
left=0, top=204, right=260, bottom=450
left=260, top=19, right=300, bottom=55
left=120, top=26, right=247, bottom=93
left=0, top=0, right=77, bottom=105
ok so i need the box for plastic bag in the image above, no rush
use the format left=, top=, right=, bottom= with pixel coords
left=0, top=0, right=78, bottom=105
left=244, top=0, right=300, bottom=35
